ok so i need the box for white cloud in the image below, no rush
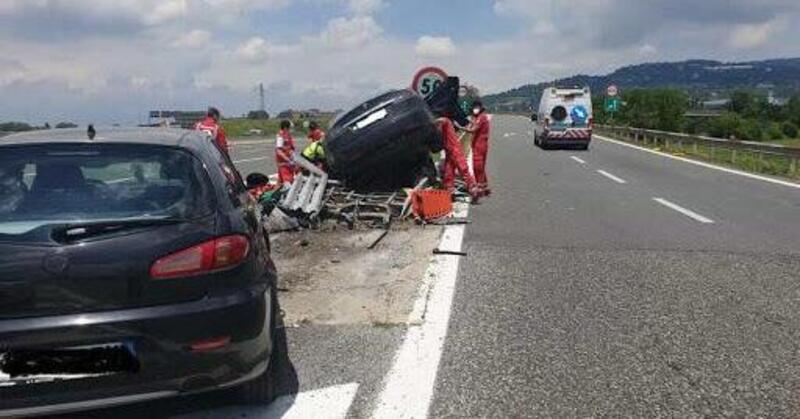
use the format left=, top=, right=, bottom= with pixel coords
left=347, top=0, right=383, bottom=15
left=143, top=0, right=188, bottom=25
left=236, top=37, right=295, bottom=62
left=414, top=36, right=457, bottom=58
left=203, top=0, right=291, bottom=10
left=172, top=30, right=212, bottom=48
left=729, top=21, right=781, bottom=49
left=320, top=16, right=383, bottom=49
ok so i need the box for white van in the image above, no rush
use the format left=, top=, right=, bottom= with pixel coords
left=532, top=86, right=593, bottom=150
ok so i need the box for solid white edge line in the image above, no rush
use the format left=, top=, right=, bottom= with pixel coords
left=653, top=198, right=715, bottom=224
left=595, top=134, right=800, bottom=190
left=597, top=169, right=627, bottom=184
left=570, top=156, right=586, bottom=164
left=373, top=150, right=474, bottom=419
left=371, top=203, right=467, bottom=419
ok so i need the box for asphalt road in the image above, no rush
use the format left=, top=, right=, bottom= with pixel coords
left=56, top=116, right=800, bottom=418
left=430, top=116, right=800, bottom=417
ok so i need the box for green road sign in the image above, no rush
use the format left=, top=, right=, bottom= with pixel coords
left=604, top=97, right=621, bottom=113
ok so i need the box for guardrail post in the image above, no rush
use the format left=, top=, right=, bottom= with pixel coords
left=791, top=158, right=798, bottom=177
left=692, top=142, right=698, bottom=155
left=731, top=149, right=737, bottom=164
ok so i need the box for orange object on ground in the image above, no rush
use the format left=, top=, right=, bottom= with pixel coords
left=411, top=189, right=453, bottom=221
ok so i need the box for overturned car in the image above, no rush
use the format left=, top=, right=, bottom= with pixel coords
left=325, top=77, right=467, bottom=191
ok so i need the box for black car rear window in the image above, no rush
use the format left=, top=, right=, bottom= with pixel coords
left=0, top=143, right=214, bottom=236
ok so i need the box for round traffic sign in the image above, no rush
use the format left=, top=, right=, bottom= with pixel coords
left=412, top=66, right=448, bottom=98
left=607, top=84, right=619, bottom=97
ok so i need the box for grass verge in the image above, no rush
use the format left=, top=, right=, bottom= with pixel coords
left=598, top=129, right=800, bottom=180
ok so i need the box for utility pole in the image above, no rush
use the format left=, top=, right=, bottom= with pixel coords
left=259, top=83, right=266, bottom=112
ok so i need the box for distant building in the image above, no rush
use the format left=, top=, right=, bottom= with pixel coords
left=767, top=91, right=789, bottom=106
left=700, top=99, right=730, bottom=109
left=148, top=110, right=206, bottom=129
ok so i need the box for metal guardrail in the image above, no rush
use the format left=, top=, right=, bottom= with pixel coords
left=595, top=125, right=800, bottom=178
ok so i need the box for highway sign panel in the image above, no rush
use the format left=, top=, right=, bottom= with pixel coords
left=607, top=84, right=619, bottom=97
left=412, top=66, right=448, bottom=98
left=604, top=97, right=621, bottom=113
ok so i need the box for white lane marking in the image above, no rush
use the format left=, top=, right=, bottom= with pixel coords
left=653, top=198, right=715, bottom=224
left=571, top=156, right=586, bottom=164
left=372, top=203, right=468, bottom=419
left=173, top=383, right=359, bottom=419
left=597, top=169, right=627, bottom=184
left=595, top=134, right=800, bottom=190
left=503, top=132, right=518, bottom=138
left=234, top=156, right=270, bottom=164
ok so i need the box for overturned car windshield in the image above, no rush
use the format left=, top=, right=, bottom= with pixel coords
left=0, top=143, right=214, bottom=236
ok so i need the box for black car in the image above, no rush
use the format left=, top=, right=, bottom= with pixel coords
left=0, top=128, right=279, bottom=417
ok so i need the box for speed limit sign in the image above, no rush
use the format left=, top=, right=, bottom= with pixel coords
left=412, top=66, right=448, bottom=98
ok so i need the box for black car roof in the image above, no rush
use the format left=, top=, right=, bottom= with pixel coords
left=1, top=127, right=207, bottom=150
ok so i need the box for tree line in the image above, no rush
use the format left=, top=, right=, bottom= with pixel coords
left=0, top=121, right=77, bottom=132
left=594, top=89, right=800, bottom=142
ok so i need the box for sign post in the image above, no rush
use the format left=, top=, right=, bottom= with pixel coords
left=604, top=84, right=621, bottom=123
left=411, top=66, right=448, bottom=99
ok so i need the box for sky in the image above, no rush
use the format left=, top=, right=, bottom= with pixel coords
left=1, top=0, right=799, bottom=125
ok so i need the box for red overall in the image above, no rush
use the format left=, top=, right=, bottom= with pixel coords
left=195, top=116, right=229, bottom=154
left=470, top=112, right=491, bottom=191
left=275, top=129, right=296, bottom=185
left=439, top=118, right=476, bottom=192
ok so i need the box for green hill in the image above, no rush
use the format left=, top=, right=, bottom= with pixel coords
left=484, top=58, right=800, bottom=112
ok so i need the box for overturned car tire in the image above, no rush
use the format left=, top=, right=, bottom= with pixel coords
left=325, top=89, right=442, bottom=191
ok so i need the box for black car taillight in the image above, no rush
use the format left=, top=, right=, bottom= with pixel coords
left=150, top=235, right=250, bottom=280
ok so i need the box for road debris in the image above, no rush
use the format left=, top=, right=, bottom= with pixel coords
left=367, top=230, right=389, bottom=250
left=432, top=249, right=468, bottom=257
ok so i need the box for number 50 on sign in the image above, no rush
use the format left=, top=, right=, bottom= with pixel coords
left=411, top=67, right=448, bottom=98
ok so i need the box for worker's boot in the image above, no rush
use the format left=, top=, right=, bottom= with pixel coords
left=469, top=186, right=481, bottom=204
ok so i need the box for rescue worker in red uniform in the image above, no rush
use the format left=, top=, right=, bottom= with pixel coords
left=275, top=120, right=297, bottom=186
left=307, top=121, right=325, bottom=143
left=466, top=101, right=491, bottom=196
left=194, top=107, right=229, bottom=155
left=436, top=116, right=481, bottom=203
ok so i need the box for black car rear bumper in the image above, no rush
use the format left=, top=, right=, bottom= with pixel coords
left=0, top=284, right=273, bottom=418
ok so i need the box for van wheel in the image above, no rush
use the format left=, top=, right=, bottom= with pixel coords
left=237, top=289, right=280, bottom=404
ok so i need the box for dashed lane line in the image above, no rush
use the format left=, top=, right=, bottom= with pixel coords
left=597, top=169, right=627, bottom=184
left=653, top=197, right=715, bottom=224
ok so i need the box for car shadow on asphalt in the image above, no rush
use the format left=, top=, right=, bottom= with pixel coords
left=46, top=322, right=300, bottom=419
